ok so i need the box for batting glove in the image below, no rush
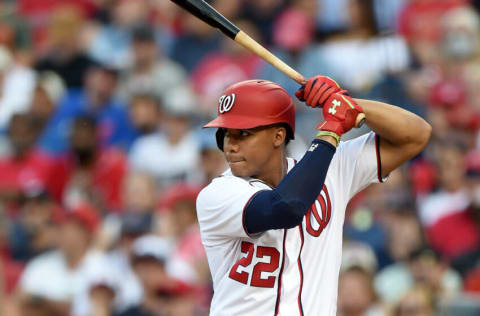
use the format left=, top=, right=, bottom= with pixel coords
left=316, top=92, right=364, bottom=143
left=295, top=75, right=341, bottom=108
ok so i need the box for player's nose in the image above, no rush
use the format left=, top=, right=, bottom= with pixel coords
left=224, top=137, right=240, bottom=153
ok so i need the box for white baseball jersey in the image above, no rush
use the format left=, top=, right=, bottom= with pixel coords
left=196, top=132, right=386, bottom=316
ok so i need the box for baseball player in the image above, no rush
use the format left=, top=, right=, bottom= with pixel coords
left=196, top=76, right=431, bottom=315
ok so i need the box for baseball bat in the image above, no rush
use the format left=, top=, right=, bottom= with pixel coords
left=169, top=0, right=365, bottom=128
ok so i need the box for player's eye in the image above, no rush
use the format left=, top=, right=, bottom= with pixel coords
left=240, top=130, right=251, bottom=137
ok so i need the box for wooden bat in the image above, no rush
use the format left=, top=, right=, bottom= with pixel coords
left=169, top=0, right=365, bottom=127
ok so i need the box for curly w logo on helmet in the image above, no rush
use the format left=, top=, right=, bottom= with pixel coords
left=218, top=93, right=236, bottom=113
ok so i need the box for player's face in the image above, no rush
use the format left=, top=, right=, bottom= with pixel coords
left=223, top=126, right=284, bottom=179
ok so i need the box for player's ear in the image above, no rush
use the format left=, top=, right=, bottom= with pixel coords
left=272, top=126, right=287, bottom=148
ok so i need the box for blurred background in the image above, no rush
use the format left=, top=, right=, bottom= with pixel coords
left=0, top=0, right=480, bottom=315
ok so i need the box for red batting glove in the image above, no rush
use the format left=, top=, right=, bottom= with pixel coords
left=316, top=92, right=364, bottom=143
left=295, top=75, right=341, bottom=108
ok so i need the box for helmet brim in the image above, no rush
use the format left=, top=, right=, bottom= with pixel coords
left=203, top=114, right=288, bottom=130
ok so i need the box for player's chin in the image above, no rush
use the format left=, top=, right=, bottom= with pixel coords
left=229, top=162, right=250, bottom=177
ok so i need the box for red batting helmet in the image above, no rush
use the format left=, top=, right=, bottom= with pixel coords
left=204, top=80, right=295, bottom=150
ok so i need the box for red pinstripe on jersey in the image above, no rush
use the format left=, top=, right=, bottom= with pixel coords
left=375, top=134, right=384, bottom=183
left=274, top=230, right=287, bottom=316
left=297, top=223, right=305, bottom=315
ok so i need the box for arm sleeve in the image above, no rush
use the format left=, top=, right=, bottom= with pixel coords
left=244, top=139, right=336, bottom=234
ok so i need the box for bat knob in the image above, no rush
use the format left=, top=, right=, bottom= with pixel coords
left=355, top=113, right=366, bottom=128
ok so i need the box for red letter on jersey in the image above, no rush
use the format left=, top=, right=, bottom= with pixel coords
left=306, top=185, right=331, bottom=237
left=251, top=246, right=280, bottom=288
left=229, top=241, right=254, bottom=284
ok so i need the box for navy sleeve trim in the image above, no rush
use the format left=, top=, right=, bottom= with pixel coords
left=242, top=190, right=265, bottom=237
left=375, top=134, right=384, bottom=183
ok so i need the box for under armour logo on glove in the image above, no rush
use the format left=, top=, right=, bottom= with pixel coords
left=219, top=93, right=236, bottom=113
left=328, top=99, right=341, bottom=115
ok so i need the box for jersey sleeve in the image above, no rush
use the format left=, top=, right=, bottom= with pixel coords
left=196, top=176, right=264, bottom=243
left=335, top=131, right=386, bottom=199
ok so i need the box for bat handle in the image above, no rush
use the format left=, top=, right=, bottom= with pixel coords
left=234, top=31, right=365, bottom=128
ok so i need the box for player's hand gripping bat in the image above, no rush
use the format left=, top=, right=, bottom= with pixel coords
left=169, top=0, right=365, bottom=127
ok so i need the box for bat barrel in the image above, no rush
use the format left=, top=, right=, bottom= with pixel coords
left=170, top=0, right=240, bottom=39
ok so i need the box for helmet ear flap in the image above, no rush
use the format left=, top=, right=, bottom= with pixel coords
left=215, top=128, right=225, bottom=151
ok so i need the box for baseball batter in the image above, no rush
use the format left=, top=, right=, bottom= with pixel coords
left=196, top=76, right=431, bottom=315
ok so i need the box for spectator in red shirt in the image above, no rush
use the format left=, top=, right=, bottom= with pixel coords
left=398, top=0, right=467, bottom=66
left=418, top=141, right=480, bottom=260
left=50, top=115, right=127, bottom=213
left=0, top=113, right=55, bottom=213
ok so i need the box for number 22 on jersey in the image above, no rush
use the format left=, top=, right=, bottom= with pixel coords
left=228, top=185, right=331, bottom=288
left=229, top=242, right=280, bottom=288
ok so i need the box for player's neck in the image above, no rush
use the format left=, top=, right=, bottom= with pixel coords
left=254, top=151, right=287, bottom=188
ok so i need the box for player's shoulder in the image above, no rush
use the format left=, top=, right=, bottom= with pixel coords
left=196, top=172, right=253, bottom=207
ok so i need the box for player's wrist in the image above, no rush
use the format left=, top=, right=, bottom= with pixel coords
left=315, top=131, right=339, bottom=147
left=316, top=130, right=340, bottom=146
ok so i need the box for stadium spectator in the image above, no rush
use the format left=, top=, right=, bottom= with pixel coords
left=117, top=25, right=192, bottom=107
left=158, top=183, right=207, bottom=284
left=318, top=0, right=410, bottom=94
left=8, top=185, right=58, bottom=262
left=37, top=63, right=137, bottom=154
left=187, top=129, right=227, bottom=186
left=96, top=171, right=159, bottom=250
left=259, top=7, right=317, bottom=95
left=0, top=46, right=36, bottom=131
left=16, top=203, right=102, bottom=316
left=34, top=5, right=97, bottom=89
left=0, top=113, right=55, bottom=213
left=190, top=20, right=262, bottom=117
left=129, top=107, right=199, bottom=190
left=375, top=246, right=462, bottom=305
left=338, top=265, right=387, bottom=316
left=114, top=234, right=177, bottom=316
left=394, top=284, right=435, bottom=316
left=49, top=115, right=128, bottom=213
left=452, top=154, right=480, bottom=276
left=126, top=92, right=163, bottom=136
left=0, top=209, right=24, bottom=312
left=87, top=0, right=151, bottom=68
left=171, top=11, right=221, bottom=73
left=0, top=2, right=32, bottom=57
left=419, top=140, right=480, bottom=260
left=89, top=211, right=157, bottom=316
left=239, top=0, right=287, bottom=46
left=372, top=210, right=425, bottom=303
left=28, top=71, right=65, bottom=136
left=398, top=0, right=467, bottom=66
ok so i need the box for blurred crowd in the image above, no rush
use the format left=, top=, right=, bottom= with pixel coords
left=0, top=0, right=480, bottom=315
